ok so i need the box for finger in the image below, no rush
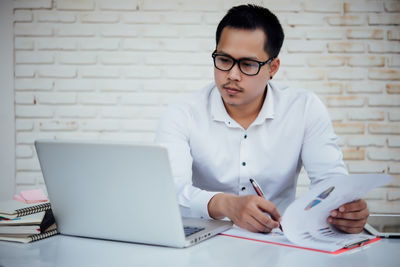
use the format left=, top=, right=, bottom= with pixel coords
left=246, top=197, right=280, bottom=229
left=233, top=217, right=260, bottom=233
left=253, top=212, right=280, bottom=230
left=247, top=220, right=272, bottom=233
left=245, top=202, right=279, bottom=230
left=243, top=223, right=262, bottom=233
left=337, top=199, right=367, bottom=213
left=330, top=208, right=369, bottom=220
left=239, top=223, right=260, bottom=233
left=257, top=199, right=282, bottom=222
left=232, top=196, right=278, bottom=232
left=241, top=209, right=272, bottom=233
left=241, top=215, right=272, bottom=233
left=333, top=224, right=364, bottom=234
left=328, top=217, right=367, bottom=228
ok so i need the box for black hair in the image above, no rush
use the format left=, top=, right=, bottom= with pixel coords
left=215, top=4, right=284, bottom=59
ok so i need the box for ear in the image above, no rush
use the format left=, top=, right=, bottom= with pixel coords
left=269, top=58, right=280, bottom=78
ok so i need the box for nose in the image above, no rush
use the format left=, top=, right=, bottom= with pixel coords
left=227, top=63, right=242, bottom=81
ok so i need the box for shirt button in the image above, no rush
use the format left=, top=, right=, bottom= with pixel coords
left=242, top=162, right=246, bottom=166
left=244, top=134, right=247, bottom=139
left=241, top=187, right=246, bottom=191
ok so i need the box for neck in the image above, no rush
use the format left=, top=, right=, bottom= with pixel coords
left=224, top=89, right=267, bottom=130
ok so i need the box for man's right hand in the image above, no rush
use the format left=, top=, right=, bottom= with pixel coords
left=207, top=193, right=281, bottom=233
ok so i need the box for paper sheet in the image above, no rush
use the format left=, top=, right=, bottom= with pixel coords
left=223, top=174, right=392, bottom=252
left=281, top=174, right=392, bottom=251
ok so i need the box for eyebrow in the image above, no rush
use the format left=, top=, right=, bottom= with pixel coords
left=216, top=50, right=260, bottom=61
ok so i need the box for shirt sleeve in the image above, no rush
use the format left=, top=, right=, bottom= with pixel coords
left=155, top=101, right=221, bottom=219
left=301, top=93, right=348, bottom=188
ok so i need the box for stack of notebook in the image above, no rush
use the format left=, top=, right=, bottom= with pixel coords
left=0, top=201, right=58, bottom=243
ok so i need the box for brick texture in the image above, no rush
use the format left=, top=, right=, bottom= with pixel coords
left=11, top=0, right=400, bottom=213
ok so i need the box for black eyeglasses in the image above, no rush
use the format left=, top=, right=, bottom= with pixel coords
left=212, top=50, right=274, bottom=76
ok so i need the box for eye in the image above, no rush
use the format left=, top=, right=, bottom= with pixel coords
left=218, top=56, right=232, bottom=63
left=241, top=60, right=258, bottom=68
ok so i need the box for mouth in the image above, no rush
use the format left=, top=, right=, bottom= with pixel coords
left=223, top=86, right=242, bottom=95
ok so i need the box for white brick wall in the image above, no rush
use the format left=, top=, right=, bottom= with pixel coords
left=12, top=0, right=400, bottom=213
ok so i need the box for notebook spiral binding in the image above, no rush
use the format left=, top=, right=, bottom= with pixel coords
left=30, top=229, right=59, bottom=242
left=15, top=202, right=51, bottom=217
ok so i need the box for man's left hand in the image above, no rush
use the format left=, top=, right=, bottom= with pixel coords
left=328, top=199, right=369, bottom=234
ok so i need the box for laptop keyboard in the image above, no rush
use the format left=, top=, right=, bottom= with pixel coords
left=184, top=226, right=205, bottom=237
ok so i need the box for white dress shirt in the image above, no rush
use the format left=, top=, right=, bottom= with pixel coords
left=155, top=81, right=347, bottom=219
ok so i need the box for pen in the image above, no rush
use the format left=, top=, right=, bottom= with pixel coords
left=344, top=238, right=370, bottom=249
left=249, top=178, right=283, bottom=232
left=249, top=178, right=265, bottom=198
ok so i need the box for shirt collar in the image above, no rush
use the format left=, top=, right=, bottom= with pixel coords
left=252, top=81, right=275, bottom=125
left=210, top=85, right=230, bottom=123
left=210, top=82, right=275, bottom=125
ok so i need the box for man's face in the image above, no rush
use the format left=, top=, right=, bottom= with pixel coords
left=214, top=27, right=279, bottom=110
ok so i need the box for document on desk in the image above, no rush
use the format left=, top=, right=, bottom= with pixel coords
left=222, top=174, right=392, bottom=254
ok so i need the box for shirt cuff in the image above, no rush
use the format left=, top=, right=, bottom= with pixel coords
left=190, top=190, right=222, bottom=219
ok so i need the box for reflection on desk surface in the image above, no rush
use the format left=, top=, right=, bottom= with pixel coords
left=1, top=234, right=400, bottom=267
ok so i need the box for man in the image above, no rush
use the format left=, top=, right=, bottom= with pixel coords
left=156, top=4, right=369, bottom=234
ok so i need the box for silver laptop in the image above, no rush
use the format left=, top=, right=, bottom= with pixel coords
left=35, top=140, right=232, bottom=248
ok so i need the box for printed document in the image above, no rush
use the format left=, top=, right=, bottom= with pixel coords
left=223, top=174, right=392, bottom=252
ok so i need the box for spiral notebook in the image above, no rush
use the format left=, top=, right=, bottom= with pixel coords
left=0, top=201, right=51, bottom=219
left=0, top=203, right=58, bottom=243
left=0, top=224, right=58, bottom=243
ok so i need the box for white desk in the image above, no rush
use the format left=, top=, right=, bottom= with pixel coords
left=0, top=234, right=399, bottom=267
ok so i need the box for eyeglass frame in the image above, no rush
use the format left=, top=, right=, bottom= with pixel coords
left=211, top=50, right=275, bottom=76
